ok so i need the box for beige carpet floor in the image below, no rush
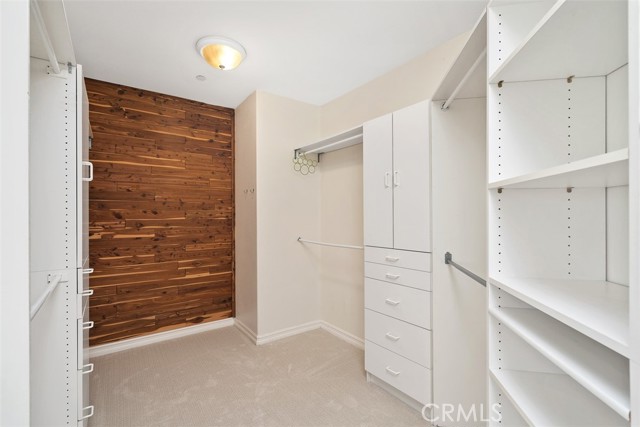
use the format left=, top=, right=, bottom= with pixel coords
left=89, top=326, right=428, bottom=427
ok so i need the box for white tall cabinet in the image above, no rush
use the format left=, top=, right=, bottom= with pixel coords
left=29, top=58, right=94, bottom=426
left=363, top=101, right=431, bottom=253
left=363, top=100, right=432, bottom=407
left=486, top=1, right=638, bottom=426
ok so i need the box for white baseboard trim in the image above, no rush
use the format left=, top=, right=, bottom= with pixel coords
left=89, top=317, right=364, bottom=357
left=255, top=320, right=321, bottom=345
left=89, top=318, right=236, bottom=358
left=243, top=319, right=364, bottom=349
left=234, top=318, right=258, bottom=344
left=319, top=321, right=364, bottom=349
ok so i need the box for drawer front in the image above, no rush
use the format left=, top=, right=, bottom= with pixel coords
left=365, top=262, right=431, bottom=291
left=365, top=309, right=431, bottom=367
left=365, top=278, right=431, bottom=329
left=365, top=341, right=432, bottom=404
left=365, top=246, right=431, bottom=272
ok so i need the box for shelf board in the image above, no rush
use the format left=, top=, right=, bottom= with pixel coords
left=490, top=277, right=629, bottom=357
left=433, top=10, right=487, bottom=102
left=488, top=149, right=629, bottom=189
left=490, top=307, right=630, bottom=419
left=489, top=0, right=628, bottom=83
left=490, top=369, right=628, bottom=426
left=294, top=126, right=362, bottom=158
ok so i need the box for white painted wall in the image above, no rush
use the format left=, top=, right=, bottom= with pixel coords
left=318, top=145, right=364, bottom=338
left=235, top=31, right=470, bottom=340
left=317, top=32, right=469, bottom=339
left=320, top=32, right=470, bottom=136
left=0, top=0, right=31, bottom=424
left=254, top=92, right=322, bottom=336
left=235, top=92, right=258, bottom=334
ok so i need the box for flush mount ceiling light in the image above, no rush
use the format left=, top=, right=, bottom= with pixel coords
left=196, top=36, right=246, bottom=71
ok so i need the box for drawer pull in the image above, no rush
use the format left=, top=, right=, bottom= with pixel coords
left=385, top=298, right=400, bottom=306
left=385, top=367, right=401, bottom=377
left=385, top=333, right=400, bottom=341
left=81, top=363, right=94, bottom=374
left=384, top=256, right=399, bottom=262
left=385, top=273, right=400, bottom=280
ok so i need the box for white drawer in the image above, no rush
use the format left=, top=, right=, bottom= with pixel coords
left=365, top=278, right=431, bottom=329
left=365, top=262, right=431, bottom=291
left=365, top=247, right=431, bottom=272
left=365, top=309, right=431, bottom=367
left=365, top=341, right=431, bottom=404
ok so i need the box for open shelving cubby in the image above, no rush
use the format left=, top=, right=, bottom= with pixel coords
left=487, top=1, right=633, bottom=425
left=490, top=304, right=630, bottom=418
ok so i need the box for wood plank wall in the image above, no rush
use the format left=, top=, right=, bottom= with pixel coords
left=86, top=79, right=234, bottom=346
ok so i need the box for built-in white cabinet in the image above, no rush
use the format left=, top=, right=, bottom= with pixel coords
left=486, top=1, right=637, bottom=425
left=363, top=100, right=432, bottom=409
left=29, top=57, right=93, bottom=427
left=363, top=101, right=431, bottom=253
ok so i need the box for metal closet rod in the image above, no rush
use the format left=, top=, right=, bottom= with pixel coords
left=444, top=252, right=486, bottom=287
left=298, top=237, right=363, bottom=250
left=30, top=274, right=65, bottom=320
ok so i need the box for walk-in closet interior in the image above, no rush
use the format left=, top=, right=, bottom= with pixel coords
left=1, top=0, right=638, bottom=426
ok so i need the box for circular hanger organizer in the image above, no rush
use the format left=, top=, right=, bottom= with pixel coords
left=293, top=153, right=317, bottom=175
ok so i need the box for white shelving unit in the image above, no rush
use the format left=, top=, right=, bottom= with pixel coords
left=489, top=0, right=628, bottom=83
left=490, top=277, right=629, bottom=356
left=490, top=369, right=628, bottom=427
left=488, top=148, right=629, bottom=189
left=490, top=307, right=629, bottom=418
left=487, top=1, right=636, bottom=425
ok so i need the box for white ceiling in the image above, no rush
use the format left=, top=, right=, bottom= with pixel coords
left=64, top=1, right=486, bottom=108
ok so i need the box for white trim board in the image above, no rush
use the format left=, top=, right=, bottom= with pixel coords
left=255, top=321, right=364, bottom=348
left=89, top=318, right=235, bottom=358
left=89, top=318, right=364, bottom=358
left=319, top=321, right=364, bottom=350
left=255, top=320, right=321, bottom=345
left=234, top=318, right=258, bottom=343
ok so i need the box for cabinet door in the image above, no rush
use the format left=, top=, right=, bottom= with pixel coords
left=392, top=101, right=431, bottom=252
left=363, top=114, right=394, bottom=248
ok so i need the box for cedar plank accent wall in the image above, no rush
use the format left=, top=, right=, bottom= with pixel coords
left=86, top=79, right=234, bottom=346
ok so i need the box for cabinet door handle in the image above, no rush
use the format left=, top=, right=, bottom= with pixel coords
left=384, top=172, right=391, bottom=188
left=385, top=298, right=400, bottom=306
left=385, top=333, right=400, bottom=341
left=385, top=273, right=400, bottom=280
left=393, top=170, right=399, bottom=187
left=82, top=321, right=94, bottom=330
left=79, top=405, right=95, bottom=420
left=82, top=161, right=93, bottom=182
left=384, top=256, right=399, bottom=262
left=81, top=363, right=94, bottom=374
left=385, top=367, right=401, bottom=377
